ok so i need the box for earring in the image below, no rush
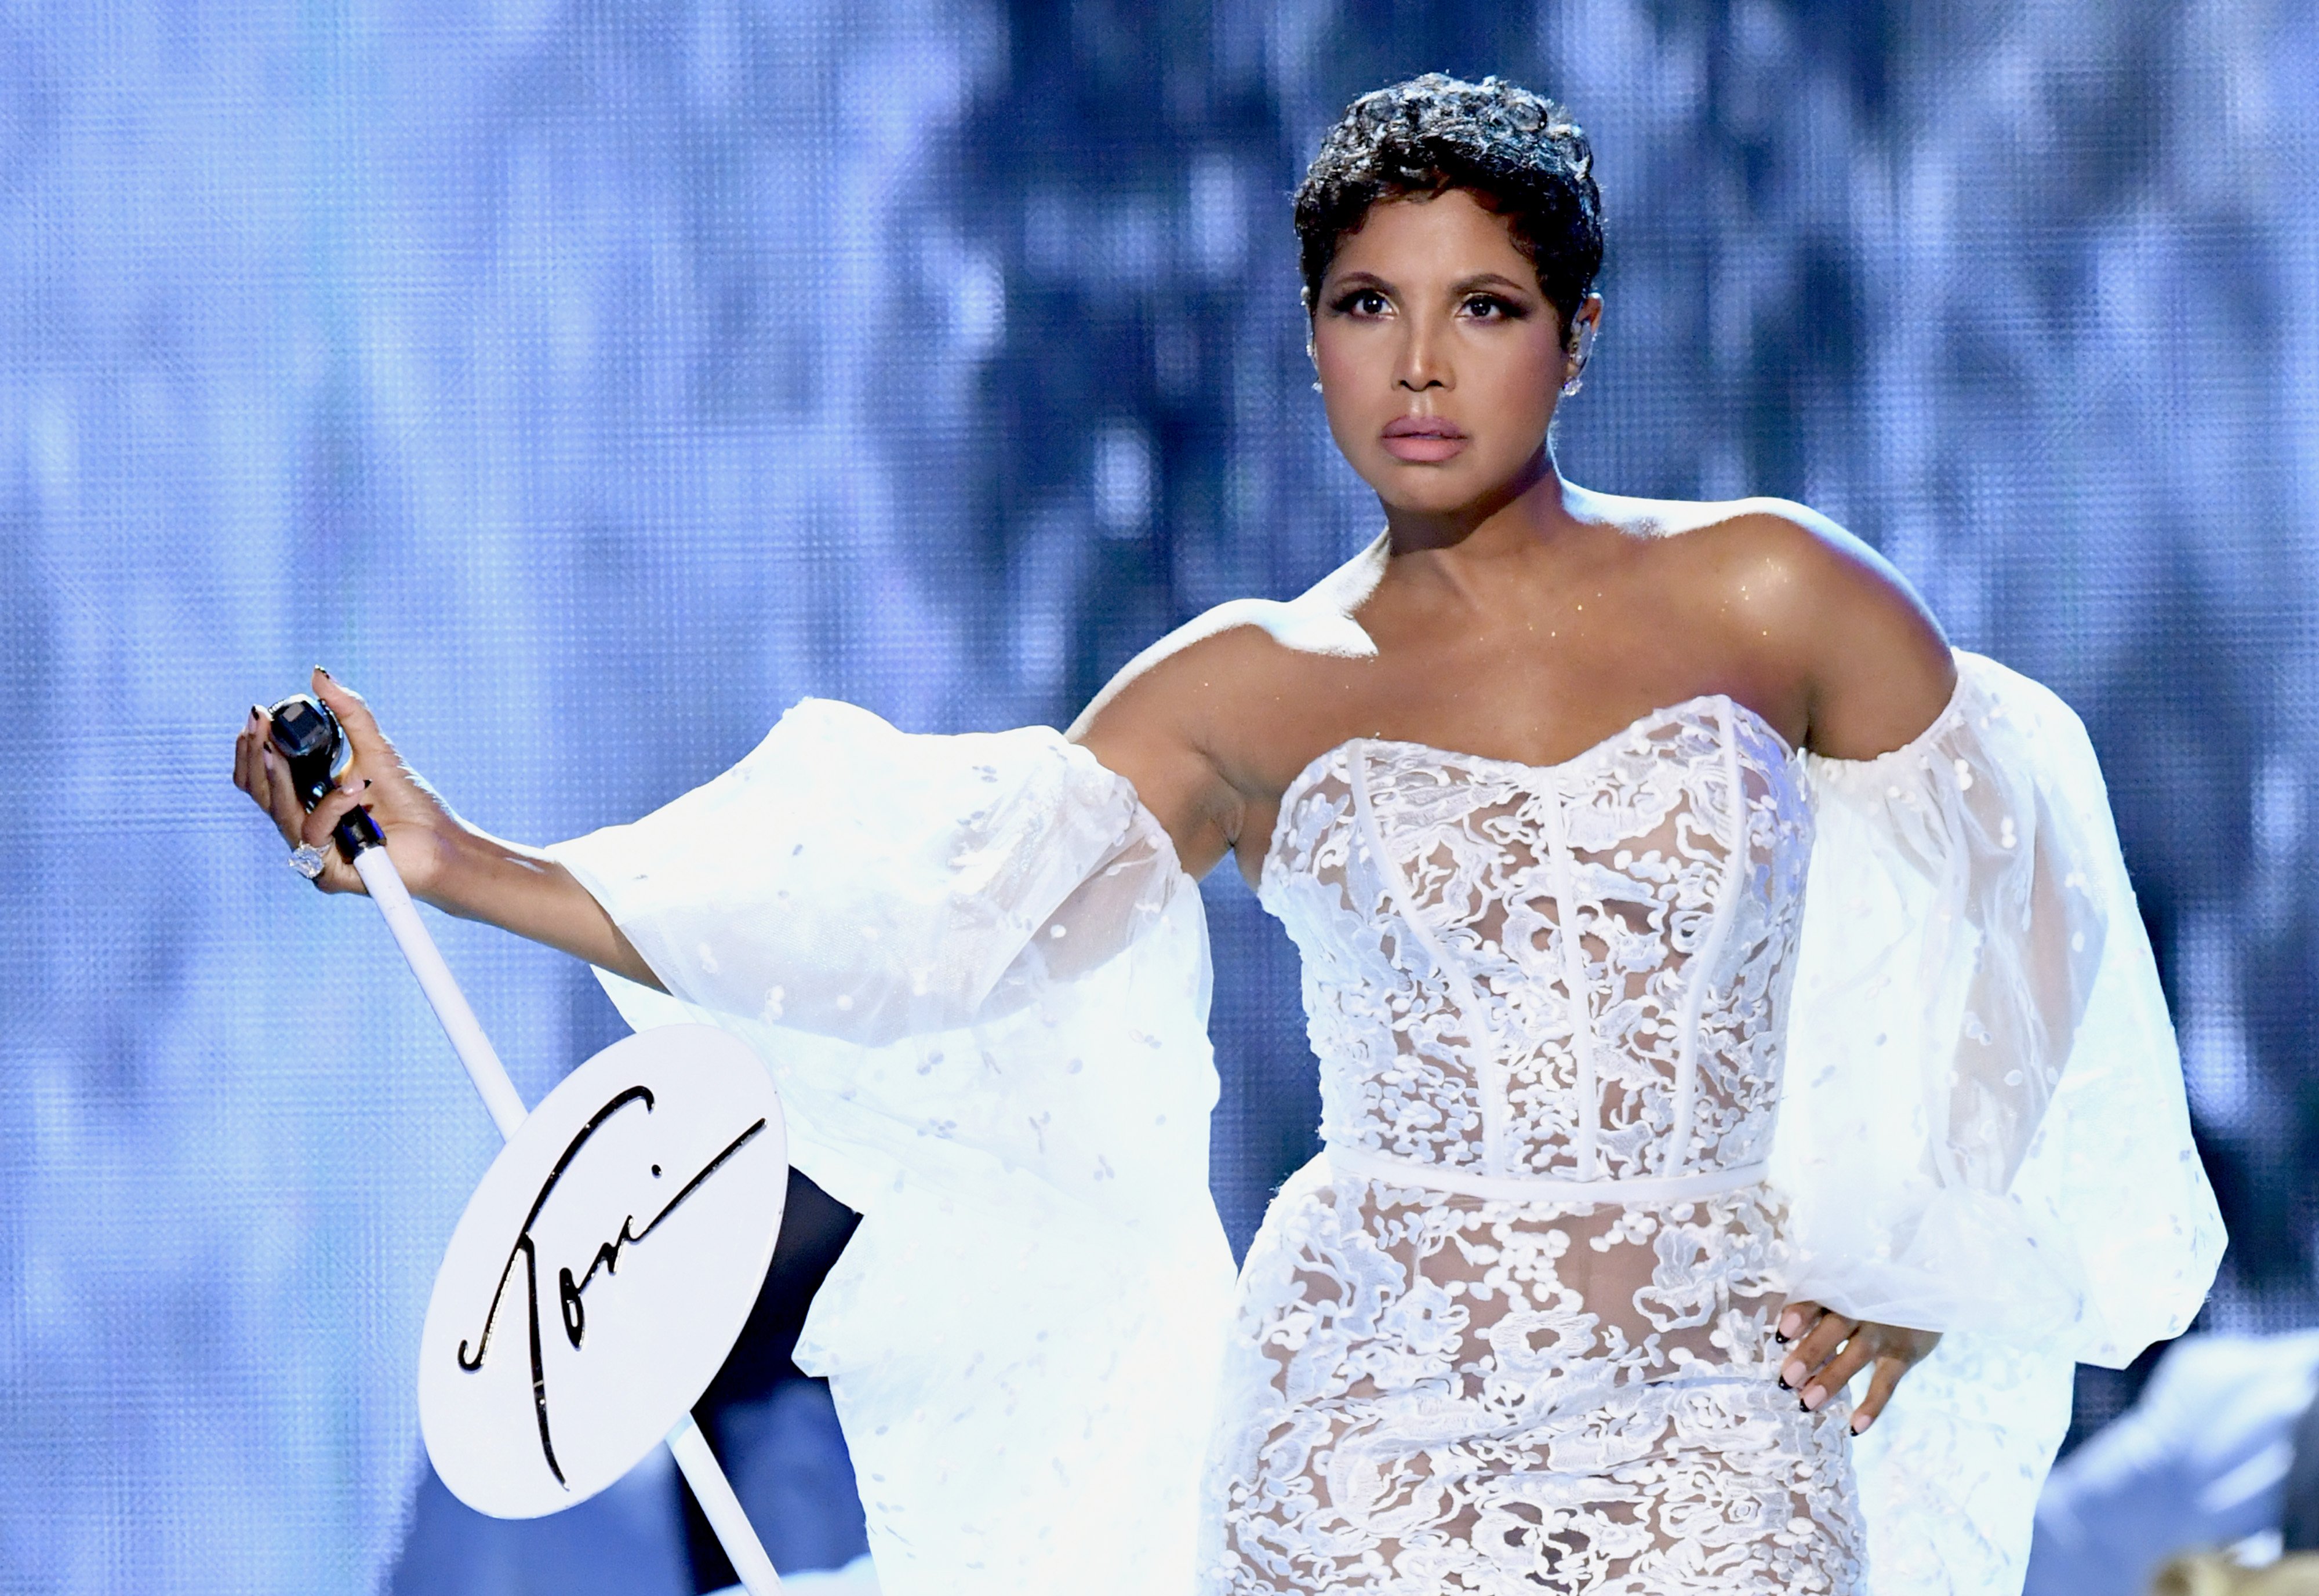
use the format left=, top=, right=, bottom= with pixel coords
left=1562, top=318, right=1597, bottom=398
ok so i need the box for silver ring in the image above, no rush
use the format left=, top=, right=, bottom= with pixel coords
left=288, top=842, right=328, bottom=879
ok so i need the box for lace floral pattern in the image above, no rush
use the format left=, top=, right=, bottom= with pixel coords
left=1205, top=700, right=1856, bottom=1594
left=1264, top=704, right=1812, bottom=1184
left=1213, top=1170, right=1860, bottom=1594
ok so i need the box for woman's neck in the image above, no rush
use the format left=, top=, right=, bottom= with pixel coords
left=1382, top=452, right=1590, bottom=562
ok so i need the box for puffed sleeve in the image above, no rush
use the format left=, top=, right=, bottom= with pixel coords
left=543, top=699, right=1236, bottom=1596
left=1772, top=650, right=2226, bottom=1594
left=1776, top=650, right=2222, bottom=1354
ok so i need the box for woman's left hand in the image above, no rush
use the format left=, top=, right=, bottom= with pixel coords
left=1776, top=1300, right=1940, bottom=1434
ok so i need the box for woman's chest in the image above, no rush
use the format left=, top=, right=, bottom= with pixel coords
left=1262, top=696, right=1811, bottom=923
left=1257, top=698, right=1817, bottom=1178
left=1216, top=627, right=1810, bottom=889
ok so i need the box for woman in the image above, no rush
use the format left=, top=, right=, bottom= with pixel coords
left=235, top=75, right=2219, bottom=1596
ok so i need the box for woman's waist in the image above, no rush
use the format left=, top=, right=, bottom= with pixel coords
left=1323, top=1140, right=1772, bottom=1206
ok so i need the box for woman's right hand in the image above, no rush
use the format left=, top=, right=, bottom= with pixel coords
left=232, top=667, right=469, bottom=902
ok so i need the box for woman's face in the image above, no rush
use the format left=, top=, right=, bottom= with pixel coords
left=1311, top=187, right=1592, bottom=520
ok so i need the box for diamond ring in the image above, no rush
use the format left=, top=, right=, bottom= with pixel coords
left=288, top=842, right=328, bottom=880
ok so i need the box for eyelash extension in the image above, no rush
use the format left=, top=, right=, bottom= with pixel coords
left=1464, top=295, right=1531, bottom=319
left=1324, top=289, right=1534, bottom=317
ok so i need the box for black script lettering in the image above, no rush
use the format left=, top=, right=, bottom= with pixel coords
left=454, top=1083, right=768, bottom=1487
left=555, top=1119, right=768, bottom=1351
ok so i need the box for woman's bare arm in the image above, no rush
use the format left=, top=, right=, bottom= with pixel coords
left=1714, top=503, right=1958, bottom=758
left=1686, top=506, right=1961, bottom=1431
left=231, top=669, right=666, bottom=990
left=1069, top=628, right=1260, bottom=881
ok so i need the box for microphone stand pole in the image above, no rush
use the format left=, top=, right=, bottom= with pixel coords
left=274, top=703, right=781, bottom=1595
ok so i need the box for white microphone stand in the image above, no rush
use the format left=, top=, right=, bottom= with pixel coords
left=353, top=849, right=781, bottom=1593
left=277, top=700, right=781, bottom=1595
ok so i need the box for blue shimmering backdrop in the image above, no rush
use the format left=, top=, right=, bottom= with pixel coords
left=6, top=2, right=2318, bottom=1591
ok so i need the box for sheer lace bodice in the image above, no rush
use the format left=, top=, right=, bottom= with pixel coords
left=1206, top=702, right=1858, bottom=1594
left=1262, top=699, right=1812, bottom=1186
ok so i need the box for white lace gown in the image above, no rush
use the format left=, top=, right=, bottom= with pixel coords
left=1210, top=703, right=1853, bottom=1591
left=548, top=623, right=2223, bottom=1595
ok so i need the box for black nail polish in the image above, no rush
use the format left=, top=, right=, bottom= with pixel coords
left=1773, top=1332, right=1790, bottom=1344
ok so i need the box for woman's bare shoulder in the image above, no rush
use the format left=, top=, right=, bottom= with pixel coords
left=1584, top=489, right=1957, bottom=757
left=1070, top=613, right=1279, bottom=765
left=1067, top=537, right=1388, bottom=744
left=1580, top=486, right=1893, bottom=577
left=1068, top=599, right=1358, bottom=878
left=1064, top=599, right=1358, bottom=744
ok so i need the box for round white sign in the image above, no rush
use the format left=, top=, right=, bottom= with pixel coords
left=417, top=1024, right=788, bottom=1518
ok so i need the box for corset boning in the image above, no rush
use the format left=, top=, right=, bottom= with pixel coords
left=1259, top=698, right=1815, bottom=1186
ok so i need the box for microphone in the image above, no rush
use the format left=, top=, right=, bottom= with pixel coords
left=267, top=693, right=386, bottom=860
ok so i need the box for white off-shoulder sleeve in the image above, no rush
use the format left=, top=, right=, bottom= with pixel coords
left=1773, top=650, right=2225, bottom=1595
left=544, top=699, right=1235, bottom=1596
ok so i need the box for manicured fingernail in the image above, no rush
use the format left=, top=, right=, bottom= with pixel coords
left=315, top=664, right=330, bottom=677
left=1851, top=1413, right=1869, bottom=1434
left=1781, top=1360, right=1805, bottom=1387
left=1802, top=1385, right=1826, bottom=1411
left=1779, top=1311, right=1801, bottom=1339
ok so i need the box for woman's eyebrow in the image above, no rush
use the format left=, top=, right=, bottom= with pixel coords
left=1448, top=272, right=1536, bottom=297
left=1326, top=270, right=1393, bottom=294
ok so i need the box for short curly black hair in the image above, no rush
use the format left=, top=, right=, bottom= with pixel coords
left=1294, top=74, right=1603, bottom=344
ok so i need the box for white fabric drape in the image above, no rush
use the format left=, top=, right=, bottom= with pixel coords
left=1775, top=650, right=2226, bottom=1594
left=547, top=700, right=1237, bottom=1596
left=548, top=652, right=2220, bottom=1596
